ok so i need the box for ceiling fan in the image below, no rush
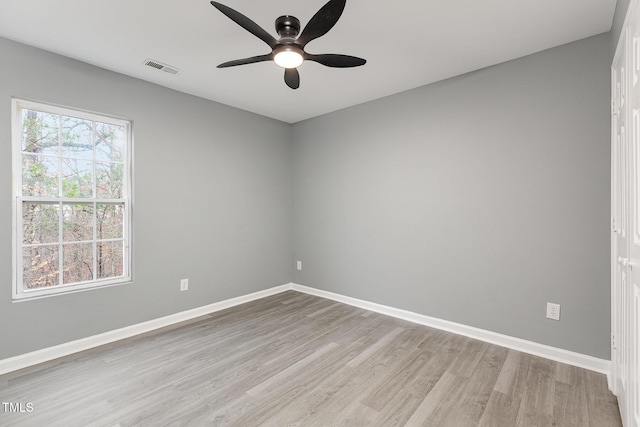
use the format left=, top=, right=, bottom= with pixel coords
left=210, top=0, right=366, bottom=89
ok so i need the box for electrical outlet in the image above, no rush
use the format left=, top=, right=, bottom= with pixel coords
left=546, top=302, right=560, bottom=320
left=180, top=279, right=189, bottom=292
left=296, top=261, right=302, bottom=271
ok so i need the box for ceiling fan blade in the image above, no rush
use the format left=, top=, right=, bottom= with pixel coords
left=211, top=1, right=278, bottom=49
left=217, top=54, right=273, bottom=68
left=284, top=68, right=300, bottom=89
left=304, top=53, right=366, bottom=68
left=296, top=0, right=346, bottom=48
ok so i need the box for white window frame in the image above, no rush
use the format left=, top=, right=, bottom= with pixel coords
left=11, top=98, right=132, bottom=300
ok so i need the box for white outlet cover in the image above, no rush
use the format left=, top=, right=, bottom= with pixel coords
left=180, top=279, right=189, bottom=291
left=546, top=302, right=560, bottom=320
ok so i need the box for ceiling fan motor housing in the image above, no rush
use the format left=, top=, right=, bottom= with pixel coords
left=275, top=15, right=301, bottom=39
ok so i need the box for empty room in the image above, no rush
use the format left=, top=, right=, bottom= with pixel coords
left=0, top=0, right=638, bottom=425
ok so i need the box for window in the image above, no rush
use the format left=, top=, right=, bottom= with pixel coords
left=12, top=99, right=132, bottom=300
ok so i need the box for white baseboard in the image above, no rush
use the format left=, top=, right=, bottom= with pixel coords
left=291, top=283, right=611, bottom=376
left=1, top=282, right=611, bottom=379
left=0, top=284, right=291, bottom=376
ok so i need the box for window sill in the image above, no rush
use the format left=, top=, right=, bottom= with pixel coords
left=12, top=278, right=133, bottom=302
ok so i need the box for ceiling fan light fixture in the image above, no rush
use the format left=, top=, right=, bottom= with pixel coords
left=273, top=47, right=304, bottom=69
left=211, top=0, right=366, bottom=88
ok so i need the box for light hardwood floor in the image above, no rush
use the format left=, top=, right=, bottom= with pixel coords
left=0, top=291, right=622, bottom=426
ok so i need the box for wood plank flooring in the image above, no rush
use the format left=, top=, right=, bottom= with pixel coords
left=0, top=291, right=622, bottom=426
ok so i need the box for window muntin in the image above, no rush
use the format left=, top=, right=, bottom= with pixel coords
left=12, top=99, right=131, bottom=300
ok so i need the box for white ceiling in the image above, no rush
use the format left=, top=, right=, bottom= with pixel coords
left=0, top=0, right=617, bottom=123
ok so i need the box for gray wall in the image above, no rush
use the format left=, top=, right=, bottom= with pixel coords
left=0, top=37, right=293, bottom=359
left=292, top=34, right=612, bottom=359
left=0, top=31, right=613, bottom=361
left=612, top=0, right=631, bottom=56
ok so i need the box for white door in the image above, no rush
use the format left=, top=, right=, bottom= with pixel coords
left=627, top=4, right=640, bottom=424
left=613, top=1, right=640, bottom=425
left=613, top=25, right=631, bottom=424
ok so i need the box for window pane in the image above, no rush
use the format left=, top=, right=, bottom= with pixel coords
left=97, top=204, right=124, bottom=239
left=22, top=155, right=59, bottom=197
left=63, top=243, right=94, bottom=284
left=23, top=245, right=59, bottom=289
left=96, top=162, right=123, bottom=199
left=97, top=240, right=123, bottom=279
left=22, top=109, right=58, bottom=155
left=63, top=203, right=94, bottom=242
left=23, top=203, right=59, bottom=244
left=95, top=123, right=125, bottom=162
left=62, top=158, right=93, bottom=198
left=61, top=116, right=93, bottom=159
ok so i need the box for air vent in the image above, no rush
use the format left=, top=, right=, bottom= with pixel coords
left=143, top=59, right=179, bottom=75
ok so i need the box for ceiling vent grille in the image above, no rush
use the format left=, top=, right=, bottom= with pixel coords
left=143, top=59, right=179, bottom=75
